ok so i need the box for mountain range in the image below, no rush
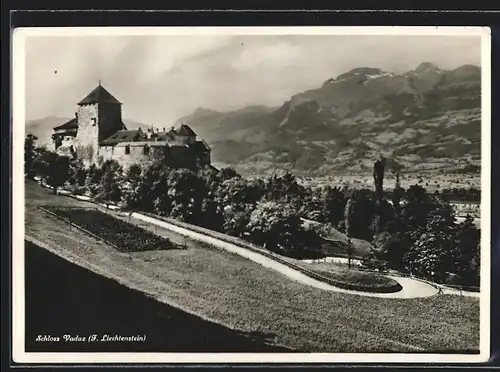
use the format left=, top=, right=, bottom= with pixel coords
left=26, top=62, right=481, bottom=176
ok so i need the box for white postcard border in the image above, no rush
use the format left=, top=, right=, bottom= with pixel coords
left=12, top=25, right=492, bottom=364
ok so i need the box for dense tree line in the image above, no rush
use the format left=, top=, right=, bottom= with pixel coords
left=383, top=187, right=480, bottom=203
left=25, top=135, right=480, bottom=286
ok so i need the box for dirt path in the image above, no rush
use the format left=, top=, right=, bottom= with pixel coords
left=131, top=212, right=440, bottom=299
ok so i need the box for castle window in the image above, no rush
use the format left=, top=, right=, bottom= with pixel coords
left=125, top=145, right=130, bottom=155
left=143, top=145, right=150, bottom=155
left=92, top=118, right=97, bottom=126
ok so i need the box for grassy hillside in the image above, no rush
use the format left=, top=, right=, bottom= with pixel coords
left=24, top=180, right=480, bottom=353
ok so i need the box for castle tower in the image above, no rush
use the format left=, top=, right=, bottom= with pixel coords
left=177, top=124, right=197, bottom=145
left=74, top=82, right=125, bottom=165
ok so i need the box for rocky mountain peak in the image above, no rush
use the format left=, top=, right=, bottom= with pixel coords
left=333, top=67, right=389, bottom=82
left=414, top=62, right=442, bottom=74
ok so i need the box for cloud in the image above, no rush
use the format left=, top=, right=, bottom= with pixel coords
left=231, top=41, right=300, bottom=71
left=23, top=34, right=482, bottom=125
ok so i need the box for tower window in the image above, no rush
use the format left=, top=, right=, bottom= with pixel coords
left=125, top=145, right=130, bottom=155
left=143, top=145, right=150, bottom=155
left=92, top=118, right=97, bottom=126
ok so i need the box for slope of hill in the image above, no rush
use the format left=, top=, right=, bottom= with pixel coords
left=179, top=63, right=481, bottom=176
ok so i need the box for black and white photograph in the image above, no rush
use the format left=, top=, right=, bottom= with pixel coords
left=12, top=26, right=491, bottom=364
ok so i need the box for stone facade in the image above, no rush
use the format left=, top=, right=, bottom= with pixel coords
left=99, top=144, right=157, bottom=170
left=74, top=103, right=100, bottom=165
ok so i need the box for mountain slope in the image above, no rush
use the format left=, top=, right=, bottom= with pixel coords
left=179, top=63, right=481, bottom=175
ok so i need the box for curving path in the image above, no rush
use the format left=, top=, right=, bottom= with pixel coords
left=131, top=212, right=440, bottom=299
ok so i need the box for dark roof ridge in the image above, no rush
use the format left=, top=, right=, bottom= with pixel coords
left=54, top=118, right=78, bottom=130
left=78, top=85, right=122, bottom=106
left=178, top=124, right=197, bottom=136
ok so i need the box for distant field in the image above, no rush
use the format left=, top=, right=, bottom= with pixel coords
left=24, top=180, right=480, bottom=353
left=297, top=173, right=481, bottom=193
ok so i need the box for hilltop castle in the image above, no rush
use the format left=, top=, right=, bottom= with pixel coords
left=52, top=83, right=212, bottom=171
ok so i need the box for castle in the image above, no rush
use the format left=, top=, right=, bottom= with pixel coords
left=52, top=83, right=212, bottom=171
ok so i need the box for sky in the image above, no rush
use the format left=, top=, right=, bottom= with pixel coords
left=24, top=34, right=482, bottom=126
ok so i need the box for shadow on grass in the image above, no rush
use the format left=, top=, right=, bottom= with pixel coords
left=25, top=240, right=293, bottom=352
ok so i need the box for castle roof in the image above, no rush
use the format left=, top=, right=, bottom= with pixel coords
left=191, top=140, right=210, bottom=153
left=156, top=131, right=177, bottom=141
left=177, top=124, right=197, bottom=136
left=54, top=117, right=78, bottom=130
left=100, top=130, right=143, bottom=145
left=115, top=141, right=171, bottom=148
left=78, top=84, right=122, bottom=106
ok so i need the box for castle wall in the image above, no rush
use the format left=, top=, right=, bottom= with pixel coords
left=98, top=144, right=204, bottom=171
left=100, top=145, right=156, bottom=170
left=167, top=146, right=198, bottom=170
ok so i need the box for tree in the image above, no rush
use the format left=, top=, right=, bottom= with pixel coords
left=96, top=160, right=123, bottom=206
left=265, top=172, right=304, bottom=203
left=216, top=177, right=264, bottom=207
left=97, top=168, right=123, bottom=207
left=125, top=163, right=142, bottom=185
left=200, top=192, right=225, bottom=232
left=324, top=186, right=348, bottom=227
left=45, top=153, right=71, bottom=193
left=373, top=157, right=386, bottom=233
left=166, top=169, right=207, bottom=223
left=30, top=147, right=52, bottom=181
left=403, top=214, right=458, bottom=282
left=298, top=187, right=329, bottom=223
left=86, top=164, right=103, bottom=196
left=128, top=161, right=171, bottom=213
left=372, top=230, right=412, bottom=271
left=24, top=134, right=38, bottom=178
left=392, top=172, right=404, bottom=218
left=218, top=167, right=240, bottom=181
left=246, top=201, right=321, bottom=258
left=344, top=189, right=375, bottom=241
left=223, top=204, right=253, bottom=237
left=454, top=215, right=481, bottom=286
left=68, top=159, right=87, bottom=187
left=122, top=163, right=143, bottom=210
left=402, top=185, right=441, bottom=229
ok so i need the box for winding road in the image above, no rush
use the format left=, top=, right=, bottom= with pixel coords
left=131, top=212, right=442, bottom=299
left=46, top=184, right=480, bottom=299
